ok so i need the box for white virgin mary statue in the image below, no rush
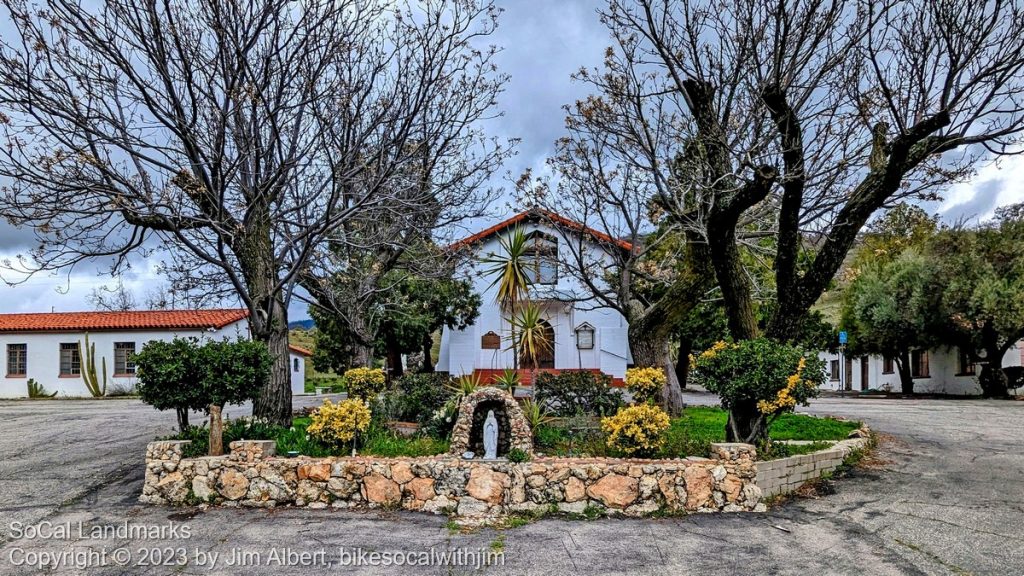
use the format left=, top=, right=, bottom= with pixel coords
left=483, top=410, right=498, bottom=459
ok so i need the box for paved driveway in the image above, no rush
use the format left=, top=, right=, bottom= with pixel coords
left=0, top=395, right=1020, bottom=575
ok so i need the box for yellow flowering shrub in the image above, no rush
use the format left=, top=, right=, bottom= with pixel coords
left=625, top=367, right=666, bottom=403
left=343, top=367, right=386, bottom=400
left=601, top=404, right=671, bottom=457
left=757, top=357, right=818, bottom=414
left=307, top=399, right=372, bottom=447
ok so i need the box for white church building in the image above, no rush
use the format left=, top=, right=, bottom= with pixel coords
left=0, top=309, right=310, bottom=398
left=437, top=209, right=632, bottom=386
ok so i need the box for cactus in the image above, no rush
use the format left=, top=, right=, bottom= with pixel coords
left=27, top=378, right=57, bottom=398
left=80, top=333, right=107, bottom=397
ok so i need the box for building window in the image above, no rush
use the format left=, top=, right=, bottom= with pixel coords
left=7, top=344, right=26, bottom=376
left=829, top=360, right=840, bottom=381
left=911, top=350, right=930, bottom=379
left=957, top=348, right=975, bottom=375
left=523, top=232, right=558, bottom=285
left=293, top=358, right=300, bottom=372
left=575, top=323, right=595, bottom=350
left=114, top=342, right=136, bottom=375
left=882, top=356, right=894, bottom=374
left=59, top=343, right=81, bottom=376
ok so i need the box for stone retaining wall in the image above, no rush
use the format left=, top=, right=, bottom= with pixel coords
left=142, top=441, right=763, bottom=519
left=754, top=438, right=869, bottom=497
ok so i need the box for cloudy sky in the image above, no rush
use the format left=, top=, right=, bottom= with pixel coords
left=0, top=0, right=1020, bottom=321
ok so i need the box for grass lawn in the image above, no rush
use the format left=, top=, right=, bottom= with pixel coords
left=537, top=406, right=860, bottom=460
left=677, top=406, right=861, bottom=442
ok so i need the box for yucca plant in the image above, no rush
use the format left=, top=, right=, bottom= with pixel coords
left=520, top=397, right=554, bottom=432
left=481, top=227, right=532, bottom=368
left=493, top=369, right=521, bottom=395
left=508, top=302, right=553, bottom=370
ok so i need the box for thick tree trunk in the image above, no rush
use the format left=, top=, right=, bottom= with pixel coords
left=175, top=407, right=190, bottom=433
left=675, top=339, right=692, bottom=390
left=630, top=329, right=684, bottom=415
left=895, top=351, right=914, bottom=395
left=208, top=404, right=224, bottom=456
left=726, top=399, right=767, bottom=444
left=421, top=333, right=435, bottom=373
left=386, top=335, right=404, bottom=379
left=979, top=343, right=1010, bottom=398
left=251, top=300, right=293, bottom=426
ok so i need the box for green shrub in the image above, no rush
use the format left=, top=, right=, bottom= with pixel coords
left=393, top=372, right=454, bottom=425
left=691, top=338, right=826, bottom=443
left=135, top=338, right=207, bottom=432
left=422, top=398, right=460, bottom=440
left=507, top=447, right=531, bottom=463
left=533, top=371, right=624, bottom=417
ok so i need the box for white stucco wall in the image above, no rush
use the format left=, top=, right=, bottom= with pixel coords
left=818, top=343, right=1024, bottom=395
left=438, top=220, right=631, bottom=379
left=0, top=319, right=308, bottom=398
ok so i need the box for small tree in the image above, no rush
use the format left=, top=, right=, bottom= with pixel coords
left=136, top=338, right=270, bottom=454
left=135, top=338, right=206, bottom=432
left=692, top=339, right=825, bottom=444
left=199, top=341, right=271, bottom=456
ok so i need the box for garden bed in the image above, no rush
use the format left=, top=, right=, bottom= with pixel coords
left=534, top=407, right=860, bottom=461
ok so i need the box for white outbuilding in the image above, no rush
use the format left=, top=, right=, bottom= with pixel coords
left=0, top=309, right=310, bottom=398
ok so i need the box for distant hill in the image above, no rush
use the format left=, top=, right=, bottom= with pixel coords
left=288, top=319, right=315, bottom=330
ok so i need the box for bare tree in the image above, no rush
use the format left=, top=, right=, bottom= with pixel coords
left=559, top=0, right=1024, bottom=437
left=87, top=278, right=137, bottom=311
left=0, top=0, right=511, bottom=424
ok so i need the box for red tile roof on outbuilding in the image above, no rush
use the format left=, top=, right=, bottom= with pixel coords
left=288, top=344, right=313, bottom=357
left=0, top=309, right=250, bottom=333
left=448, top=209, right=634, bottom=252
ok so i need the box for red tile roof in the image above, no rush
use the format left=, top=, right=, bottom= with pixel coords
left=288, top=344, right=313, bottom=357
left=448, top=209, right=634, bottom=252
left=0, top=309, right=250, bottom=333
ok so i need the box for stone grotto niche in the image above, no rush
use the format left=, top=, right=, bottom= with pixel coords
left=448, top=386, right=533, bottom=458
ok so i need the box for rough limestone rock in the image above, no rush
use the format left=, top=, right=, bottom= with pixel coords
left=157, top=472, right=189, bottom=503
left=449, top=387, right=533, bottom=457
left=683, top=466, right=713, bottom=510
left=363, top=474, right=401, bottom=505
left=327, top=478, right=359, bottom=499
left=298, top=463, right=331, bottom=482
left=407, top=477, right=436, bottom=501
left=217, top=469, right=249, bottom=501
left=587, top=474, right=638, bottom=509
left=564, top=476, right=586, bottom=503
left=191, top=477, right=213, bottom=502
left=467, top=467, right=508, bottom=504
left=391, top=462, right=414, bottom=485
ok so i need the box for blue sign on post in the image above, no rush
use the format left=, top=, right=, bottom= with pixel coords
left=838, top=331, right=848, bottom=345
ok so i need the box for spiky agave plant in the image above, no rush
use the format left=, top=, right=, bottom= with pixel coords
left=492, top=368, right=521, bottom=395
left=519, top=397, right=554, bottom=432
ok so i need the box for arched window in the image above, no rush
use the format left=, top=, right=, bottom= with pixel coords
left=293, top=358, right=300, bottom=372
left=523, top=231, right=558, bottom=284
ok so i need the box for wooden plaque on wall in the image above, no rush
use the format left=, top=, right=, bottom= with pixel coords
left=481, top=331, right=501, bottom=349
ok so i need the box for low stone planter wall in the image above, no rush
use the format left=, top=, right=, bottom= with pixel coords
left=754, top=438, right=869, bottom=497
left=142, top=441, right=763, bottom=518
